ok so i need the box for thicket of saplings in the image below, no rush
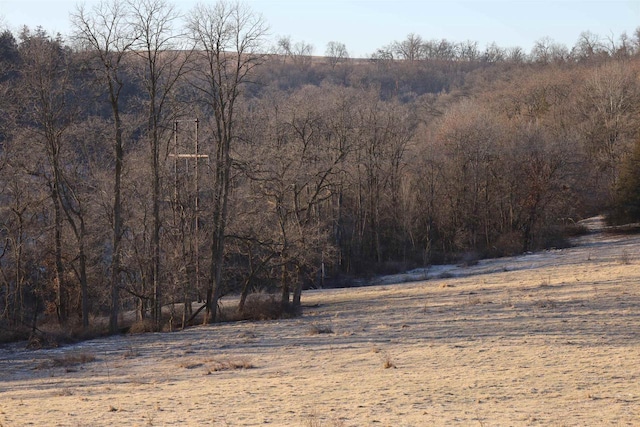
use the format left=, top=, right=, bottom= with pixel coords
left=1, top=1, right=640, bottom=345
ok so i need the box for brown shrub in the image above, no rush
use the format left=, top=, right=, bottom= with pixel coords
left=128, top=318, right=156, bottom=334
left=0, top=324, right=31, bottom=344
left=228, top=294, right=285, bottom=321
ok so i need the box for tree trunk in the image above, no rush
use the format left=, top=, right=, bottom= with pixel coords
left=292, top=266, right=302, bottom=308
left=205, top=225, right=225, bottom=323
left=238, top=246, right=254, bottom=313
left=110, top=113, right=124, bottom=333
left=280, top=261, right=290, bottom=309
left=52, top=184, right=67, bottom=325
left=152, top=124, right=162, bottom=330
left=79, top=220, right=89, bottom=329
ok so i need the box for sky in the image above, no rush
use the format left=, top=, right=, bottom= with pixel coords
left=1, top=0, right=639, bottom=58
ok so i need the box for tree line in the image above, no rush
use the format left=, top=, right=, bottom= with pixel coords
left=1, top=0, right=640, bottom=339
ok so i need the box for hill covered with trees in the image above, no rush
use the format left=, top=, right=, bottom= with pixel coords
left=1, top=0, right=640, bottom=340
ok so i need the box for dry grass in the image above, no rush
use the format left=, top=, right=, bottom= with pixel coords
left=618, top=249, right=631, bottom=265
left=176, top=356, right=255, bottom=373
left=51, top=352, right=96, bottom=367
left=122, top=346, right=140, bottom=359
left=2, top=224, right=640, bottom=425
left=307, top=323, right=334, bottom=335
left=55, top=388, right=74, bottom=397
left=379, top=351, right=396, bottom=369
left=533, top=298, right=557, bottom=309
left=466, top=295, right=482, bottom=305
left=207, top=357, right=254, bottom=373
left=305, top=411, right=346, bottom=427
left=35, top=351, right=96, bottom=370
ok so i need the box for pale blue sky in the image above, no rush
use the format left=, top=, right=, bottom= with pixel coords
left=1, top=0, right=639, bottom=58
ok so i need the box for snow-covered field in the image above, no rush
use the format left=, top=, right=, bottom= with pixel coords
left=1, top=217, right=639, bottom=426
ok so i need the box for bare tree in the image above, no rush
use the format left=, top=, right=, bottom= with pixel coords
left=275, top=35, right=291, bottom=64
left=17, top=28, right=78, bottom=324
left=274, top=36, right=313, bottom=68
left=423, top=38, right=458, bottom=60
left=291, top=39, right=314, bottom=68
left=187, top=0, right=268, bottom=323
left=0, top=60, right=50, bottom=329
left=572, top=30, right=605, bottom=61
left=608, top=31, right=632, bottom=58
left=435, top=100, right=501, bottom=252
left=353, top=95, right=414, bottom=266
left=577, top=62, right=640, bottom=196
left=370, top=45, right=394, bottom=63
left=531, top=37, right=569, bottom=63
left=394, top=33, right=425, bottom=61
left=325, top=41, right=348, bottom=68
left=505, top=46, right=526, bottom=63
left=129, top=0, right=190, bottom=329
left=482, top=42, right=505, bottom=63
left=72, top=0, right=137, bottom=332
left=458, top=40, right=480, bottom=61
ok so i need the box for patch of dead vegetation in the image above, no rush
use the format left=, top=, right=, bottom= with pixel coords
left=380, top=351, right=396, bottom=369
left=230, top=293, right=284, bottom=321
left=178, top=356, right=255, bottom=373
left=307, top=323, right=334, bottom=335
left=207, top=357, right=254, bottom=373
left=305, top=411, right=346, bottom=427
left=35, top=351, right=97, bottom=371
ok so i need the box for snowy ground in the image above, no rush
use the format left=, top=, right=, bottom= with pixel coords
left=1, top=217, right=639, bottom=426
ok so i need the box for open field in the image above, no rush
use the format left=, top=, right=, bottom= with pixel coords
left=1, top=219, right=640, bottom=426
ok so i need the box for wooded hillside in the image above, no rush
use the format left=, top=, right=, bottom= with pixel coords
left=2, top=0, right=640, bottom=339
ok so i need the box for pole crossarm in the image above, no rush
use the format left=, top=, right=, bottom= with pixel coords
left=170, top=154, right=209, bottom=159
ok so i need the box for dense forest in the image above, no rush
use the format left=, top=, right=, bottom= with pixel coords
left=2, top=0, right=640, bottom=340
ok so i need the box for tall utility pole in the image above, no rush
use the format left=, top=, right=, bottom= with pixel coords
left=172, top=119, right=207, bottom=327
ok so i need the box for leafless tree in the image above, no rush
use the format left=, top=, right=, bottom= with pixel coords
left=275, top=36, right=313, bottom=68
left=435, top=100, right=502, bottom=251
left=572, top=30, right=605, bottom=61
left=237, top=86, right=348, bottom=308
left=394, top=33, right=425, bottom=61
left=275, top=35, right=291, bottom=63
left=16, top=28, right=79, bottom=324
left=292, top=40, right=314, bottom=67
left=608, top=31, right=632, bottom=58
left=424, top=39, right=458, bottom=60
left=0, top=83, right=49, bottom=329
left=187, top=0, right=268, bottom=323
left=129, top=0, right=190, bottom=329
left=72, top=0, right=138, bottom=332
left=577, top=62, right=640, bottom=196
left=531, top=37, right=569, bottom=63
left=325, top=41, right=349, bottom=68
left=505, top=46, right=526, bottom=63
left=352, top=94, right=414, bottom=266
left=458, top=40, right=480, bottom=61
left=482, top=42, right=505, bottom=63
